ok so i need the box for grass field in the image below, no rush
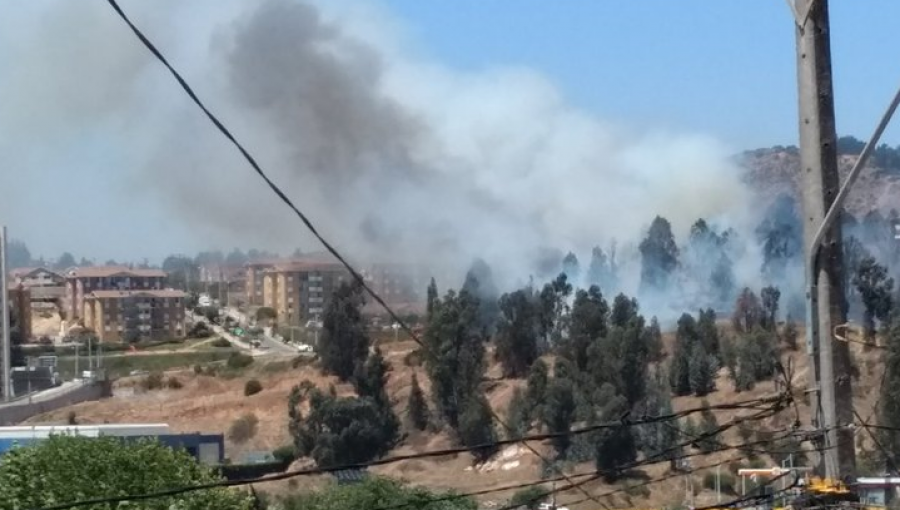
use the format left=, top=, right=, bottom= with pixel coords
left=54, top=350, right=236, bottom=379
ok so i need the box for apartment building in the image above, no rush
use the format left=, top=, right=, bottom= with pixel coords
left=7, top=284, right=32, bottom=341
left=9, top=267, right=65, bottom=309
left=245, top=253, right=338, bottom=307
left=64, top=266, right=167, bottom=322
left=364, top=263, right=431, bottom=307
left=261, top=262, right=349, bottom=326
left=244, top=260, right=278, bottom=306
left=83, top=289, right=186, bottom=342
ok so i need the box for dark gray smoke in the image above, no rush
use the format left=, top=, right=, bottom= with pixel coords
left=0, top=0, right=767, bottom=320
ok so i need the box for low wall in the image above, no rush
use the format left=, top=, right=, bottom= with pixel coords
left=0, top=381, right=112, bottom=425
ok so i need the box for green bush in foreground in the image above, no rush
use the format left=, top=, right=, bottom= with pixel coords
left=280, top=476, right=477, bottom=510
left=0, top=435, right=252, bottom=510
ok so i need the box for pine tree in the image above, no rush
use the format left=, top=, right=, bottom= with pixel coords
left=697, top=308, right=720, bottom=359
left=639, top=216, right=679, bottom=293
left=644, top=316, right=665, bottom=362
left=594, top=394, right=637, bottom=482
left=457, top=394, right=498, bottom=463
left=354, top=348, right=400, bottom=445
left=426, top=278, right=438, bottom=319
left=462, top=259, right=500, bottom=334
left=505, top=387, right=531, bottom=439
left=689, top=342, right=716, bottom=397
left=696, top=401, right=720, bottom=453
left=587, top=245, right=618, bottom=293
left=319, top=283, right=369, bottom=381
left=760, top=286, right=781, bottom=331
left=561, top=252, right=581, bottom=283
left=407, top=373, right=430, bottom=431
left=423, top=289, right=487, bottom=429
left=495, top=288, right=540, bottom=377
left=853, top=256, right=895, bottom=341
left=542, top=375, right=577, bottom=459
left=563, top=286, right=608, bottom=371
left=732, top=288, right=763, bottom=333
left=525, top=359, right=549, bottom=421
left=669, top=313, right=697, bottom=396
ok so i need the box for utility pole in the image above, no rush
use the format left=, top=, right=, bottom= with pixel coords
left=0, top=226, right=10, bottom=402
left=790, top=0, right=855, bottom=480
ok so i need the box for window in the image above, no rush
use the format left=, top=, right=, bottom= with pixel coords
left=105, top=325, right=111, bottom=332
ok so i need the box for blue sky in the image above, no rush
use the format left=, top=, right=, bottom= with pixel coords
left=381, top=0, right=900, bottom=148
left=1, top=0, right=899, bottom=263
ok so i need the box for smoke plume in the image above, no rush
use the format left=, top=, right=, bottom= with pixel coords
left=0, top=0, right=775, bottom=320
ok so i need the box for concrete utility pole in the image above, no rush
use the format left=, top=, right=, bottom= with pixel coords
left=0, top=226, right=9, bottom=402
left=790, top=0, right=855, bottom=480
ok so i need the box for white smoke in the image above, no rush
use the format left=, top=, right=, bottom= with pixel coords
left=0, top=0, right=768, bottom=318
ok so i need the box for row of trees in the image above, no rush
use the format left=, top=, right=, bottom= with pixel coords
left=290, top=257, right=796, bottom=484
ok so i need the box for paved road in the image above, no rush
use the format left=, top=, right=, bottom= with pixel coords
left=0, top=380, right=84, bottom=408
left=221, top=308, right=305, bottom=356
left=192, top=313, right=298, bottom=357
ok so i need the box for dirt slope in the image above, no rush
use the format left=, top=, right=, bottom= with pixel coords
left=27, top=328, right=885, bottom=509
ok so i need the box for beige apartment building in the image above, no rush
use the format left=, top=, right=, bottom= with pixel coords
left=261, top=262, right=349, bottom=326
left=64, top=266, right=167, bottom=323
left=244, top=260, right=277, bottom=306
left=83, top=289, right=186, bottom=342
left=365, top=263, right=431, bottom=307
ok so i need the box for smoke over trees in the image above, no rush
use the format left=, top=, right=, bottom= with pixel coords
left=639, top=216, right=679, bottom=295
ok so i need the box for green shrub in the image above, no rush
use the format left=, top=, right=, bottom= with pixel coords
left=244, top=379, right=263, bottom=396
left=272, top=444, right=297, bottom=465
left=166, top=376, right=183, bottom=390
left=142, top=371, right=165, bottom=391
left=228, top=413, right=258, bottom=444
left=226, top=352, right=254, bottom=370
left=211, top=337, right=232, bottom=348
left=509, top=485, right=549, bottom=510
left=193, top=364, right=203, bottom=375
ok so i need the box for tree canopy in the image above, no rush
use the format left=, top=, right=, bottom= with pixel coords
left=0, top=435, right=251, bottom=510
left=279, top=476, right=477, bottom=510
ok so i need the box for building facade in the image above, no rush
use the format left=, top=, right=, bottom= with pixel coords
left=83, top=289, right=186, bottom=343
left=0, top=424, right=224, bottom=465
left=261, top=262, right=349, bottom=326
left=364, top=263, right=431, bottom=307
left=9, top=267, right=65, bottom=309
left=64, top=266, right=167, bottom=322
left=7, top=284, right=32, bottom=341
left=244, top=261, right=277, bottom=307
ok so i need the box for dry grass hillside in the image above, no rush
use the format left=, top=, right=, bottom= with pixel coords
left=28, top=324, right=886, bottom=509
left=740, top=148, right=900, bottom=214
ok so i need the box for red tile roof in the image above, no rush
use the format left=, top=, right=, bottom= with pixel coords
left=66, top=266, right=167, bottom=278
left=86, top=289, right=186, bottom=299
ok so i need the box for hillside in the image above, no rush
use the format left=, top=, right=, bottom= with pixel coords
left=27, top=323, right=886, bottom=510
left=740, top=147, right=900, bottom=214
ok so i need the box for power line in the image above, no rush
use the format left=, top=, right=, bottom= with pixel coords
left=26, top=393, right=785, bottom=510
left=417, top=424, right=803, bottom=510
left=97, top=4, right=788, bottom=510
left=104, top=0, right=414, bottom=345
left=102, top=0, right=608, bottom=505
left=95, top=4, right=802, bottom=510
left=852, top=409, right=900, bottom=475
